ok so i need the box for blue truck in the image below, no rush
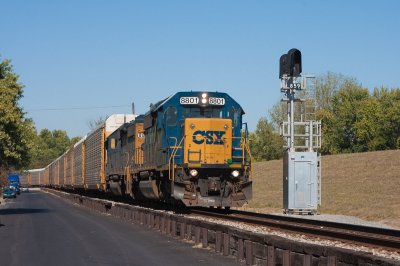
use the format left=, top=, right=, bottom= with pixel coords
left=7, top=174, right=20, bottom=195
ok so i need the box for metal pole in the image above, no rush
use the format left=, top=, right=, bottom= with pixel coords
left=285, top=79, right=291, bottom=149
left=309, top=121, right=313, bottom=152
left=287, top=102, right=290, bottom=148
left=290, top=88, right=295, bottom=152
left=305, top=123, right=309, bottom=149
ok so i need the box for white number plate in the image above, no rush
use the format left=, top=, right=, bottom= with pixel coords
left=180, top=97, right=199, bottom=105
left=208, top=97, right=225, bottom=105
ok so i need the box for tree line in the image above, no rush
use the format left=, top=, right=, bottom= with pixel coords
left=250, top=72, right=400, bottom=160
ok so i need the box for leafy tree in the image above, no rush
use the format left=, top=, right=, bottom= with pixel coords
left=70, top=136, right=82, bottom=145
left=268, top=102, right=286, bottom=131
left=320, top=80, right=372, bottom=154
left=250, top=117, right=285, bottom=161
left=372, top=87, right=400, bottom=149
left=315, top=72, right=352, bottom=110
left=0, top=58, right=36, bottom=181
left=29, top=129, right=81, bottom=169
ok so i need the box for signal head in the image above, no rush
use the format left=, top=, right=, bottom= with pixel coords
left=288, top=48, right=302, bottom=76
left=279, top=48, right=302, bottom=78
left=279, top=54, right=290, bottom=78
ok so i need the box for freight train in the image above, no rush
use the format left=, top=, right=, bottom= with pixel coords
left=28, top=91, right=252, bottom=208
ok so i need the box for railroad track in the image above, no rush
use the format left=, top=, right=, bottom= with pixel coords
left=189, top=208, right=400, bottom=251
left=51, top=188, right=400, bottom=252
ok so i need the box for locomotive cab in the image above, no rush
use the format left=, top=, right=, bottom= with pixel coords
left=141, top=91, right=252, bottom=207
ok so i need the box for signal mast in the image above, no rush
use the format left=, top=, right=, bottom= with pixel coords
left=279, top=49, right=321, bottom=214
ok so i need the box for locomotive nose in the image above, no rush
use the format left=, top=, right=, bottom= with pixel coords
left=183, top=118, right=232, bottom=165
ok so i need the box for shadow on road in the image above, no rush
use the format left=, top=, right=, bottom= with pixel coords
left=0, top=208, right=51, bottom=215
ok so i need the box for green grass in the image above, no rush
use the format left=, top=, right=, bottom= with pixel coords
left=244, top=150, right=400, bottom=228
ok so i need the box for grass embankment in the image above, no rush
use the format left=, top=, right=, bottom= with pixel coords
left=245, top=150, right=400, bottom=228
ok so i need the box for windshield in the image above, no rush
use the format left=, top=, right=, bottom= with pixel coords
left=183, top=107, right=225, bottom=118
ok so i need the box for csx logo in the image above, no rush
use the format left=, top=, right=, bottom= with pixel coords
left=192, top=130, right=225, bottom=145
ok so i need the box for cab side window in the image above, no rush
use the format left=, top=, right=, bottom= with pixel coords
left=165, top=106, right=177, bottom=126
left=229, top=107, right=240, bottom=128
left=110, top=138, right=116, bottom=149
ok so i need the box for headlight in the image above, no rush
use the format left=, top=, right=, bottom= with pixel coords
left=231, top=170, right=240, bottom=178
left=201, top=93, right=208, bottom=104
left=189, top=169, right=198, bottom=177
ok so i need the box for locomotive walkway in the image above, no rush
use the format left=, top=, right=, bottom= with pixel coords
left=0, top=190, right=239, bottom=266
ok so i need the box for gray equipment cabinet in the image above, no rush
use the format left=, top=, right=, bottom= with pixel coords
left=283, top=152, right=319, bottom=213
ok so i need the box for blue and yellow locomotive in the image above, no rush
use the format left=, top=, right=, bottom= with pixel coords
left=106, top=91, right=252, bottom=207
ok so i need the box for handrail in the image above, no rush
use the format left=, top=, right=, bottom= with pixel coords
left=134, top=147, right=144, bottom=166
left=221, top=136, right=252, bottom=166
left=242, top=138, right=252, bottom=179
left=225, top=135, right=252, bottom=179
left=168, top=136, right=185, bottom=181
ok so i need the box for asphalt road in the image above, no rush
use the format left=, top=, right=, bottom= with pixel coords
left=0, top=190, right=239, bottom=266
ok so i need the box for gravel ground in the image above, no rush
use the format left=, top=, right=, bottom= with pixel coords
left=273, top=213, right=398, bottom=229
left=238, top=206, right=400, bottom=229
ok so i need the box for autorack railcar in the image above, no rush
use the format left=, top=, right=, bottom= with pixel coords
left=44, top=115, right=135, bottom=190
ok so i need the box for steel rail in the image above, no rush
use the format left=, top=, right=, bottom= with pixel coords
left=189, top=208, right=400, bottom=251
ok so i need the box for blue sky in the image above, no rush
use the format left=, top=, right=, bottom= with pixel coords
left=1, top=1, right=399, bottom=137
